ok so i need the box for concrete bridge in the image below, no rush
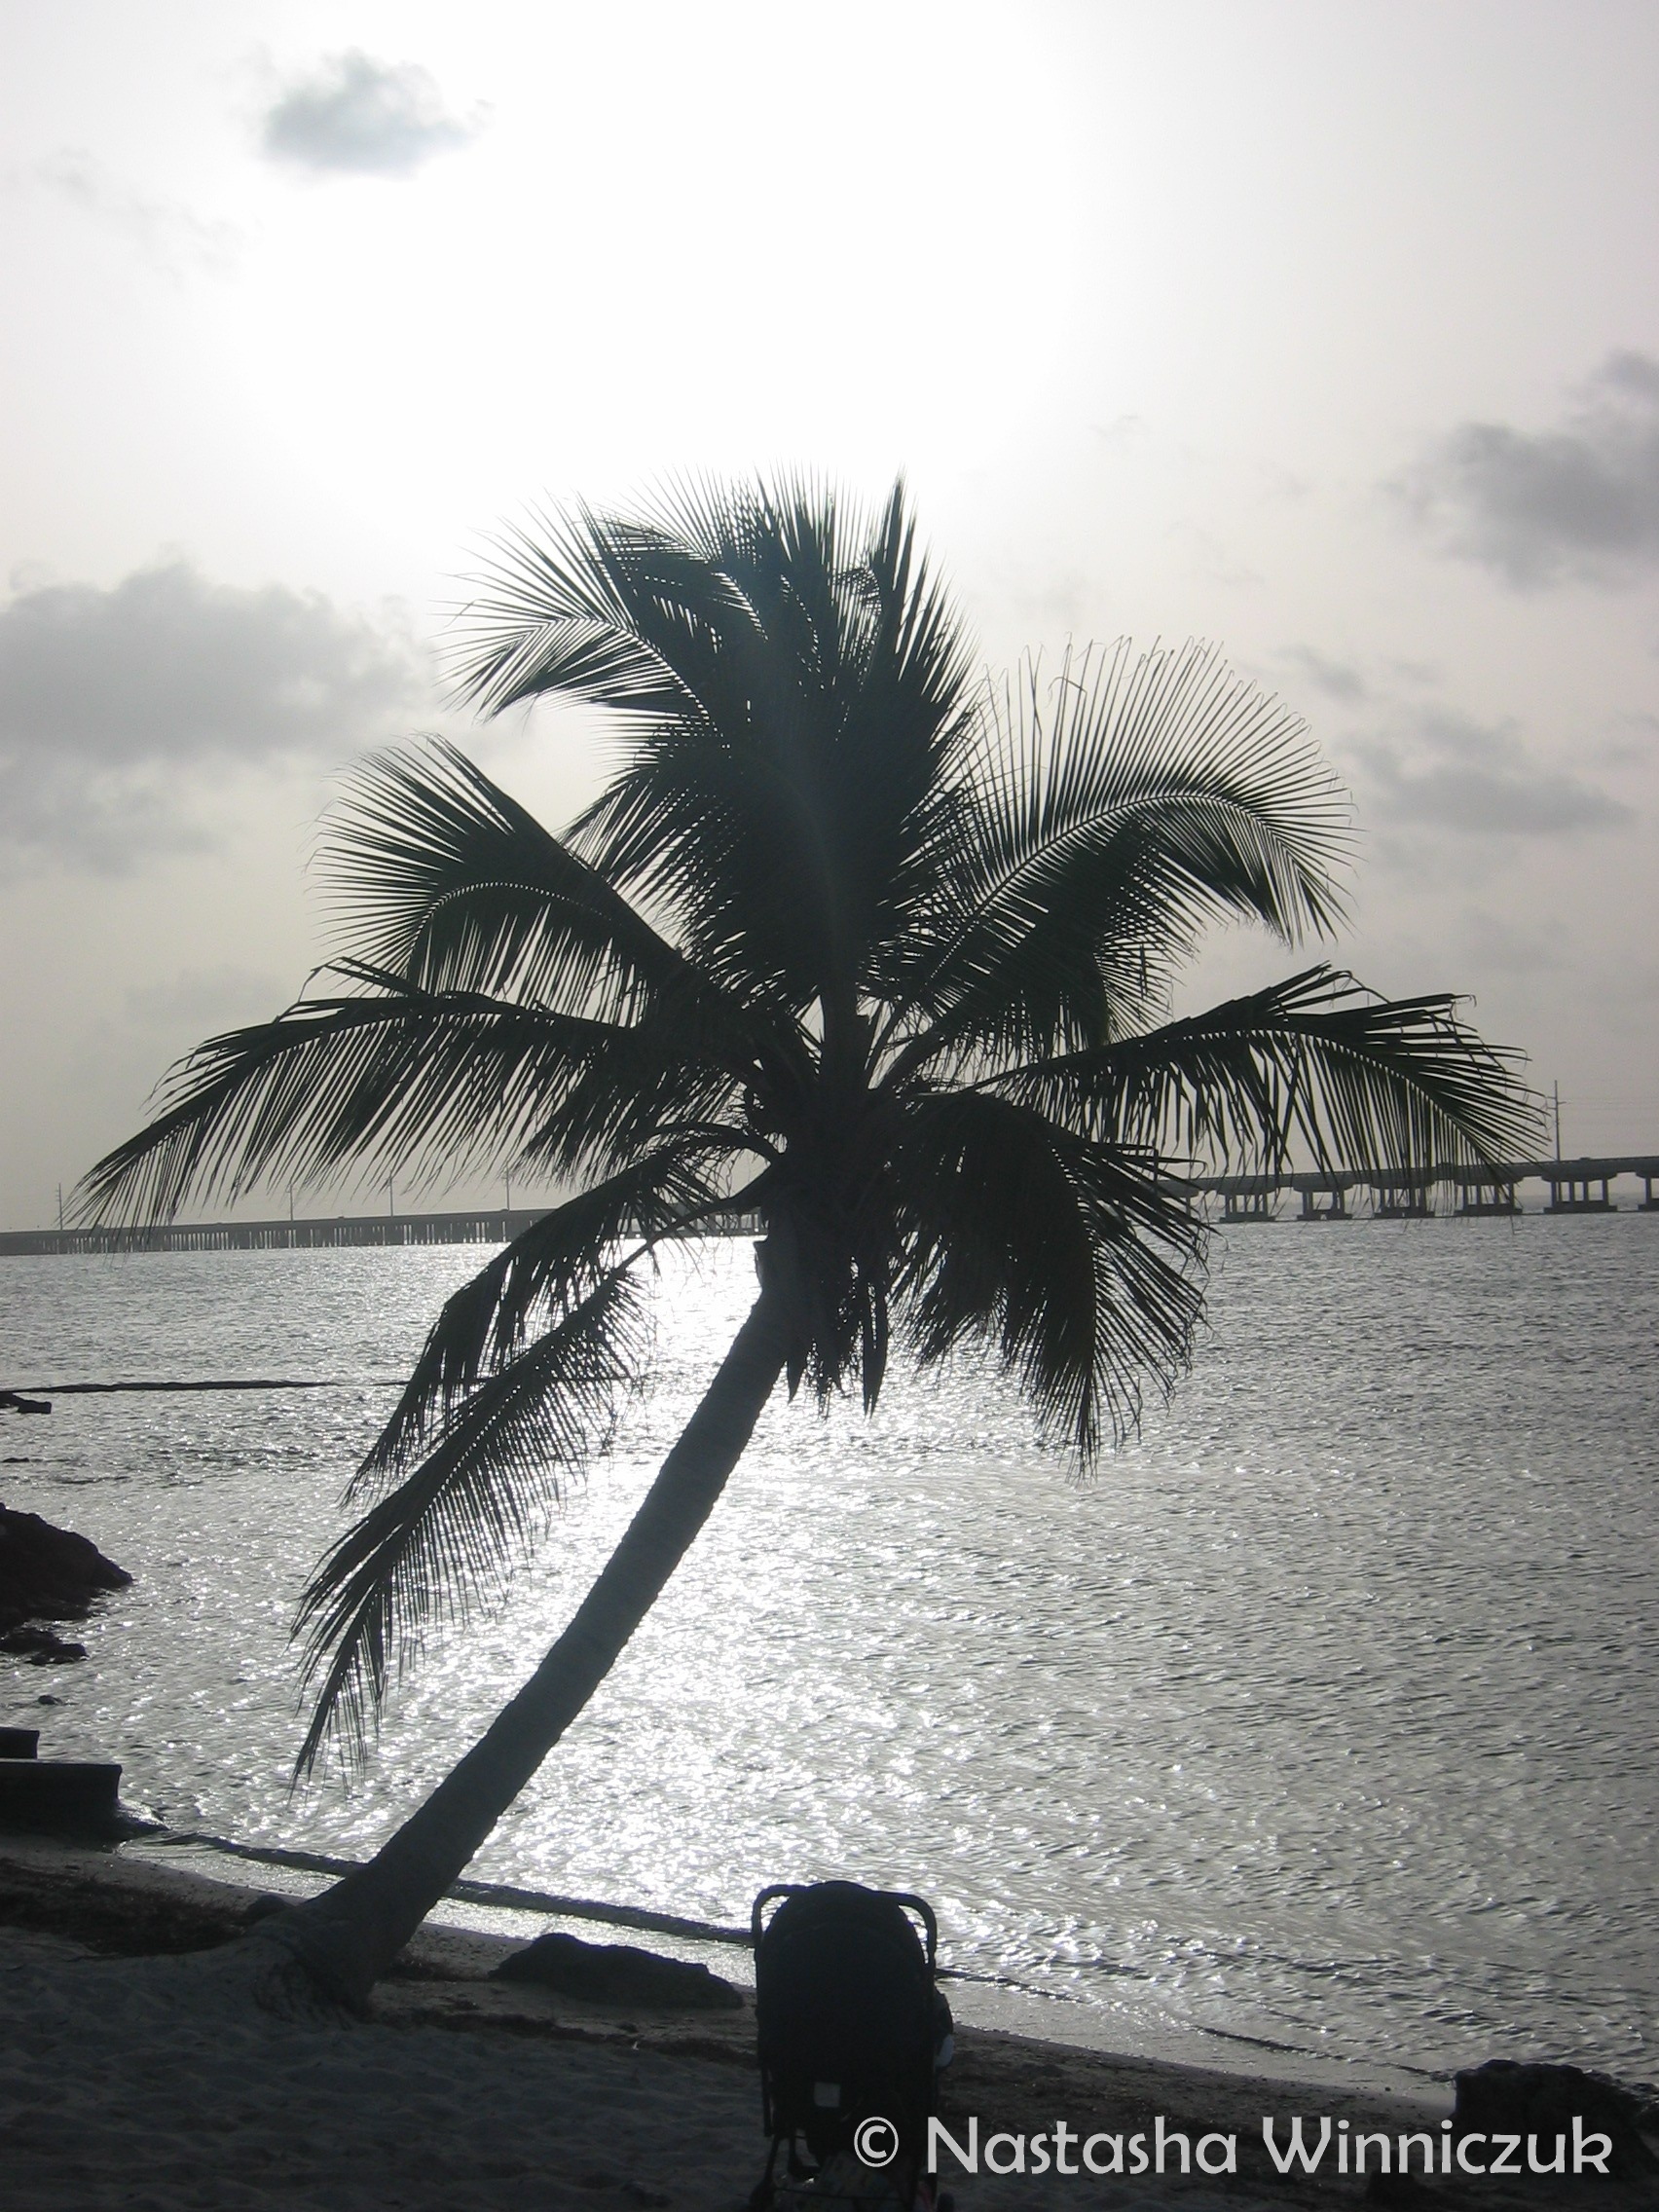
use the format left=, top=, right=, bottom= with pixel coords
left=0, top=1163, right=1652, bottom=1255
left=0, top=1206, right=768, bottom=1257
left=1190, top=1154, right=1659, bottom=1222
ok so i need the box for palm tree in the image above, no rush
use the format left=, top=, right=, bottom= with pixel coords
left=75, top=479, right=1533, bottom=2007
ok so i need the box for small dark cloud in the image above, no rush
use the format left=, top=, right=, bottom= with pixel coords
left=1281, top=645, right=1367, bottom=701
left=1396, top=352, right=1659, bottom=586
left=1350, top=708, right=1633, bottom=837
left=261, top=52, right=480, bottom=177
left=0, top=562, right=426, bottom=870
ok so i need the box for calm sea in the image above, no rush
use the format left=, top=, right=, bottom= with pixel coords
left=2, top=1222, right=1654, bottom=2093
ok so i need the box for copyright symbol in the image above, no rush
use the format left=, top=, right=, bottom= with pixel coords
left=853, top=2116, right=899, bottom=2168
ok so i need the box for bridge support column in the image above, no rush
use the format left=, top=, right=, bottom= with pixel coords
left=1222, top=1190, right=1275, bottom=1224
left=1457, top=1179, right=1520, bottom=1216
left=1299, top=1186, right=1348, bottom=1220
left=1374, top=1184, right=1433, bottom=1220
left=1547, top=1176, right=1615, bottom=1213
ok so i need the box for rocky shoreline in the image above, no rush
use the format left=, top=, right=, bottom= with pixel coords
left=0, top=1503, right=130, bottom=1662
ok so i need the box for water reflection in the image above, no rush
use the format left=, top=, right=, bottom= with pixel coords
left=1, top=1222, right=1654, bottom=2083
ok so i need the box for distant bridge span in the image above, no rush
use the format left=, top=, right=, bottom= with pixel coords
left=0, top=1160, right=1654, bottom=1254
left=1184, top=1154, right=1659, bottom=1221
left=0, top=1206, right=765, bottom=1257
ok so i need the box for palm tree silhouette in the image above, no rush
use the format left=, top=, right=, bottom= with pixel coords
left=76, top=480, right=1532, bottom=2004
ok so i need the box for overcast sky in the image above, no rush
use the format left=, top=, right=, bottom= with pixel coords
left=2, top=0, right=1655, bottom=1226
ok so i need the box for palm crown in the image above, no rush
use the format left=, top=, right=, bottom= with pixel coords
left=77, top=478, right=1534, bottom=1780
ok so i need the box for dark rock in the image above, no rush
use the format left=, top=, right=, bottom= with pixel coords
left=0, top=1392, right=52, bottom=1415
left=0, top=1626, right=88, bottom=1664
left=492, top=1930, right=744, bottom=2010
left=0, top=1505, right=130, bottom=1643
left=1453, top=2059, right=1658, bottom=2180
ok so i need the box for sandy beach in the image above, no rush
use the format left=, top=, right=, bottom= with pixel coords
left=4, top=1836, right=1653, bottom=2211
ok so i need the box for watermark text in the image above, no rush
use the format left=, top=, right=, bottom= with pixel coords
left=918, top=2112, right=1614, bottom=2180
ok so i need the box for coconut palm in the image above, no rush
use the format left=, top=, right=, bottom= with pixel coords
left=75, top=479, right=1533, bottom=2005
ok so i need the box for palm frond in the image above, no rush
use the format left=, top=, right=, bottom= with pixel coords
left=887, top=641, right=1350, bottom=1066
left=292, top=1267, right=648, bottom=1778
left=454, top=478, right=977, bottom=1018
left=444, top=500, right=707, bottom=721
left=69, top=979, right=629, bottom=1228
left=356, top=1150, right=748, bottom=1495
left=991, top=966, right=1540, bottom=1176
left=889, top=1089, right=1205, bottom=1456
left=319, top=739, right=706, bottom=1019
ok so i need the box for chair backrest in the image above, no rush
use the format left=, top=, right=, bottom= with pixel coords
left=753, top=1882, right=938, bottom=2159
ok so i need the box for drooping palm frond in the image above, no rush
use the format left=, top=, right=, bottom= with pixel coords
left=885, top=641, right=1350, bottom=1067
left=292, top=1267, right=649, bottom=1777
left=355, top=1150, right=756, bottom=1495
left=888, top=1089, right=1205, bottom=1457
left=991, top=966, right=1540, bottom=1176
left=69, top=977, right=631, bottom=1227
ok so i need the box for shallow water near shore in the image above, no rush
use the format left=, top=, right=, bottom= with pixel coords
left=2, top=1219, right=1655, bottom=2091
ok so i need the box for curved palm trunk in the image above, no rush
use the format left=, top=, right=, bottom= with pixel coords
left=266, top=1279, right=792, bottom=2007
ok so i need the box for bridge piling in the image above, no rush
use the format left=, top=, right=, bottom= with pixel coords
left=1457, top=1178, right=1520, bottom=1216
left=1299, top=1187, right=1349, bottom=1220
left=1547, top=1175, right=1615, bottom=1214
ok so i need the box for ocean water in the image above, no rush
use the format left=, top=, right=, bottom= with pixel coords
left=1, top=1221, right=1654, bottom=2092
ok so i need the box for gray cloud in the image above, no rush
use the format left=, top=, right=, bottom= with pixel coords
left=0, top=562, right=426, bottom=868
left=1587, top=714, right=1658, bottom=771
left=261, top=52, right=480, bottom=177
left=1350, top=708, right=1633, bottom=837
left=1397, top=352, right=1659, bottom=586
